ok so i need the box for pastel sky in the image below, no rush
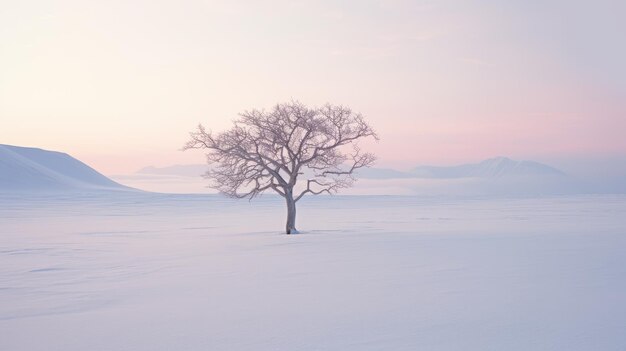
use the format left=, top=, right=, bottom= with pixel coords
left=1, top=0, right=625, bottom=175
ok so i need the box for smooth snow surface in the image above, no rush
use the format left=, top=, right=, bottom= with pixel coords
left=1, top=194, right=625, bottom=350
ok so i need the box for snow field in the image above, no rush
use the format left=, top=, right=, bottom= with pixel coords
left=1, top=193, right=625, bottom=350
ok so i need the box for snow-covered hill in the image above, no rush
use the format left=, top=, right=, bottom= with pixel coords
left=0, top=144, right=133, bottom=192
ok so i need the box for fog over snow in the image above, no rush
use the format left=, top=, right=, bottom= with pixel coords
left=114, top=156, right=626, bottom=196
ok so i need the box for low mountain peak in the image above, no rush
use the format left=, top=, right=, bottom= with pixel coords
left=410, top=157, right=565, bottom=179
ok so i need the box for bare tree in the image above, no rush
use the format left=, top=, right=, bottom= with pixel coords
left=183, top=101, right=378, bottom=234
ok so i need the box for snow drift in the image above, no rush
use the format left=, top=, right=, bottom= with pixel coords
left=0, top=144, right=133, bottom=192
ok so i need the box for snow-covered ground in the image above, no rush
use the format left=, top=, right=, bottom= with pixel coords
left=1, top=193, right=625, bottom=350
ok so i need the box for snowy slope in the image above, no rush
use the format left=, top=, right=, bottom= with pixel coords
left=0, top=144, right=132, bottom=192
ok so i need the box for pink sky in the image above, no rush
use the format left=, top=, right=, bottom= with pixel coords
left=2, top=0, right=625, bottom=175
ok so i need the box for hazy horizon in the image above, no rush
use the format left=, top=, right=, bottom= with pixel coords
left=2, top=0, right=625, bottom=175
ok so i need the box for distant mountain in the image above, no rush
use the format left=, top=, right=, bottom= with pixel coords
left=137, top=164, right=208, bottom=177
left=355, top=157, right=565, bottom=180
left=137, top=157, right=566, bottom=181
left=129, top=157, right=623, bottom=195
left=0, top=144, right=133, bottom=192
left=352, top=167, right=416, bottom=179
left=410, top=157, right=566, bottom=178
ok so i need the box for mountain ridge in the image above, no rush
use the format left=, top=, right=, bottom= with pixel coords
left=136, top=157, right=566, bottom=180
left=409, top=156, right=566, bottom=179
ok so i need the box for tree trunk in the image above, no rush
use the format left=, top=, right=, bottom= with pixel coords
left=285, top=193, right=297, bottom=234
